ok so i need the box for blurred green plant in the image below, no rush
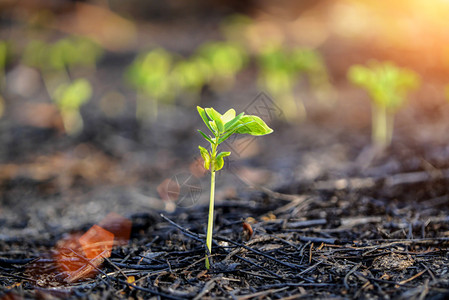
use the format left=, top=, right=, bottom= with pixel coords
left=53, top=78, right=92, bottom=135
left=197, top=106, right=273, bottom=269
left=0, top=41, right=7, bottom=118
left=257, top=45, right=332, bottom=122
left=0, top=40, right=13, bottom=91
left=195, top=41, right=248, bottom=91
left=23, top=37, right=102, bottom=76
left=126, top=42, right=248, bottom=121
left=23, top=37, right=102, bottom=99
left=348, top=61, right=420, bottom=148
left=171, top=56, right=212, bottom=102
left=23, top=37, right=102, bottom=73
left=125, top=48, right=175, bottom=121
left=21, top=37, right=99, bottom=134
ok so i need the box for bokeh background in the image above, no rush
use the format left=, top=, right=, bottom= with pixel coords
left=1, top=0, right=449, bottom=234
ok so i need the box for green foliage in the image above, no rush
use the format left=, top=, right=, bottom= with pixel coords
left=171, top=57, right=212, bottom=96
left=196, top=42, right=248, bottom=89
left=348, top=61, right=420, bottom=147
left=126, top=43, right=249, bottom=121
left=53, top=78, right=92, bottom=135
left=23, top=37, right=102, bottom=72
left=0, top=40, right=11, bottom=90
left=348, top=61, right=419, bottom=111
left=257, top=45, right=332, bottom=122
left=53, top=78, right=92, bottom=111
left=0, top=41, right=8, bottom=70
left=126, top=48, right=174, bottom=102
left=197, top=106, right=272, bottom=269
left=125, top=48, right=175, bottom=121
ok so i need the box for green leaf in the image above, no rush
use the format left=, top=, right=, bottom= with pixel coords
left=198, top=146, right=211, bottom=170
left=209, top=120, right=218, bottom=134
left=214, top=151, right=231, bottom=171
left=197, top=106, right=214, bottom=133
left=218, top=121, right=251, bottom=144
left=205, top=107, right=224, bottom=133
left=198, top=130, right=214, bottom=144
left=234, top=115, right=273, bottom=136
left=221, top=108, right=236, bottom=123
left=53, top=78, right=92, bottom=110
left=223, top=112, right=244, bottom=132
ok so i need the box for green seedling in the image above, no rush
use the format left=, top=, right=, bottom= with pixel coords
left=258, top=45, right=299, bottom=121
left=171, top=56, right=212, bottom=102
left=197, top=106, right=273, bottom=269
left=53, top=78, right=92, bottom=135
left=257, top=45, right=331, bottom=122
left=348, top=61, right=420, bottom=148
left=291, top=48, right=334, bottom=105
left=23, top=37, right=102, bottom=74
left=0, top=40, right=8, bottom=90
left=196, top=41, right=248, bottom=91
left=125, top=48, right=175, bottom=121
left=23, top=37, right=101, bottom=104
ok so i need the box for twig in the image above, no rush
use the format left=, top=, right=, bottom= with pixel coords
left=234, top=255, right=284, bottom=280
left=344, top=263, right=362, bottom=291
left=398, top=269, right=426, bottom=286
left=214, top=235, right=305, bottom=271
left=193, top=278, right=218, bottom=300
left=160, top=214, right=204, bottom=243
left=236, top=287, right=288, bottom=300
left=117, top=278, right=185, bottom=300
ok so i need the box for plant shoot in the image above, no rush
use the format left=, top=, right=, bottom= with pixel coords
left=348, top=61, right=420, bottom=148
left=197, top=106, right=273, bottom=269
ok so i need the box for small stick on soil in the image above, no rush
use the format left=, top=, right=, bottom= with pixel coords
left=344, top=262, right=362, bottom=291
left=235, top=287, right=289, bottom=300
left=160, top=214, right=204, bottom=243
left=193, top=278, right=219, bottom=300
left=234, top=255, right=284, bottom=280
left=214, top=235, right=305, bottom=271
left=397, top=269, right=426, bottom=286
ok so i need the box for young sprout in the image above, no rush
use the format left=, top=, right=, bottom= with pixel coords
left=258, top=45, right=299, bottom=121
left=196, top=42, right=248, bottom=91
left=125, top=48, right=175, bottom=122
left=53, top=78, right=92, bottom=135
left=22, top=37, right=102, bottom=101
left=0, top=40, right=9, bottom=90
left=171, top=57, right=212, bottom=103
left=197, top=106, right=273, bottom=269
left=257, top=45, right=332, bottom=122
left=348, top=61, right=420, bottom=148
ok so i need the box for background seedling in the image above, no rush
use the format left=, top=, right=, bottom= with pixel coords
left=257, top=45, right=332, bottom=122
left=23, top=37, right=102, bottom=93
left=53, top=78, right=92, bottom=135
left=125, top=48, right=175, bottom=122
left=197, top=106, right=273, bottom=269
left=0, top=40, right=10, bottom=91
left=196, top=41, right=248, bottom=91
left=171, top=56, right=212, bottom=104
left=348, top=61, right=420, bottom=148
left=0, top=40, right=11, bottom=118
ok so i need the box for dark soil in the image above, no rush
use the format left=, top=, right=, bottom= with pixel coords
left=2, top=2, right=449, bottom=299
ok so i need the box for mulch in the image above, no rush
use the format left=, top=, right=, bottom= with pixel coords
left=1, top=167, right=449, bottom=299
